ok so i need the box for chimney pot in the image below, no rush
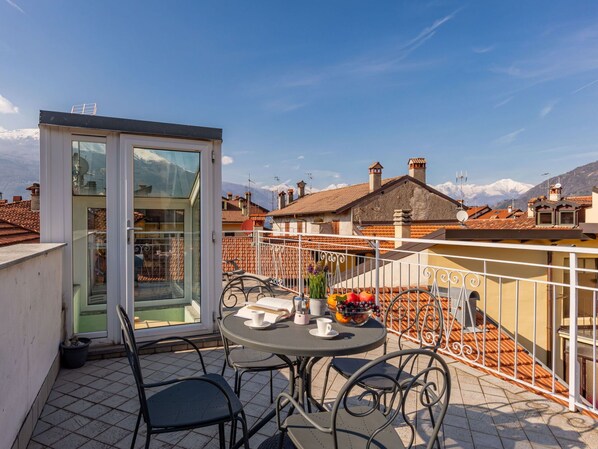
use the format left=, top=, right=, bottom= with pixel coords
left=297, top=180, right=306, bottom=198
left=549, top=184, right=562, bottom=201
left=287, top=188, right=294, bottom=203
left=408, top=158, right=427, bottom=184
left=227, top=192, right=233, bottom=200
left=12, top=195, right=22, bottom=202
left=278, top=191, right=287, bottom=210
left=244, top=191, right=252, bottom=216
left=368, top=162, right=383, bottom=193
left=27, top=183, right=40, bottom=211
left=393, top=209, right=412, bottom=242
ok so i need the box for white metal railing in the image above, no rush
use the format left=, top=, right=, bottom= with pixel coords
left=224, top=230, right=598, bottom=416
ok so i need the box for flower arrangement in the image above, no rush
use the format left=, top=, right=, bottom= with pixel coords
left=306, top=261, right=328, bottom=299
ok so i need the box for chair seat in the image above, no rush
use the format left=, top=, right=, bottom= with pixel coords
left=285, top=406, right=403, bottom=449
left=228, top=347, right=296, bottom=369
left=147, top=373, right=243, bottom=428
left=331, top=357, right=411, bottom=390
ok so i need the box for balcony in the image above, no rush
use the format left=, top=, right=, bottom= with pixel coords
left=3, top=229, right=598, bottom=449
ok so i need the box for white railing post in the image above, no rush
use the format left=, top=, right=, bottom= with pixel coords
left=375, top=240, right=380, bottom=306
left=298, top=234, right=303, bottom=295
left=568, top=252, right=579, bottom=412
left=256, top=230, right=262, bottom=276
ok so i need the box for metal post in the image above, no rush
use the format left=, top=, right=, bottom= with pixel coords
left=568, top=252, right=579, bottom=412
left=256, top=230, right=262, bottom=276
left=375, top=240, right=380, bottom=306
left=298, top=234, right=303, bottom=295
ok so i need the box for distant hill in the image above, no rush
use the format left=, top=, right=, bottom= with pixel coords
left=434, top=179, right=533, bottom=208
left=495, top=160, right=598, bottom=210
left=0, top=155, right=39, bottom=201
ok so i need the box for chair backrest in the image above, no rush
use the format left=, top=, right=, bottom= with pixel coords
left=219, top=274, right=274, bottom=318
left=116, top=306, right=150, bottom=425
left=332, top=348, right=451, bottom=449
left=383, top=288, right=444, bottom=352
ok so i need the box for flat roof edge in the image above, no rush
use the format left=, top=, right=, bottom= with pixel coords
left=39, top=110, right=222, bottom=141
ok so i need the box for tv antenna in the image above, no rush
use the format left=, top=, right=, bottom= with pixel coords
left=272, top=176, right=280, bottom=210
left=456, top=170, right=468, bottom=206
left=306, top=172, right=313, bottom=192
left=71, top=103, right=97, bottom=115
left=541, top=172, right=550, bottom=196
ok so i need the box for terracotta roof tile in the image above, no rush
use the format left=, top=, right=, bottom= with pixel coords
left=0, top=221, right=39, bottom=246
left=0, top=200, right=39, bottom=232
left=565, top=195, right=592, bottom=207
left=268, top=177, right=401, bottom=217
left=476, top=208, right=521, bottom=220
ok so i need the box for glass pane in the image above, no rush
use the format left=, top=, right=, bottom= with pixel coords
left=133, top=148, right=201, bottom=329
left=133, top=148, right=200, bottom=198
left=72, top=140, right=107, bottom=334
left=72, top=141, right=107, bottom=196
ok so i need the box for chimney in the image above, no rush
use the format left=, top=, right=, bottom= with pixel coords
left=549, top=184, right=562, bottom=201
left=297, top=180, right=306, bottom=198
left=287, top=188, right=294, bottom=203
left=393, top=209, right=412, bottom=241
left=245, top=191, right=252, bottom=215
left=238, top=197, right=244, bottom=209
left=278, top=191, right=287, bottom=210
left=507, top=204, right=513, bottom=214
left=408, top=158, right=427, bottom=184
left=369, top=162, right=383, bottom=193
left=27, top=183, right=40, bottom=211
left=241, top=201, right=248, bottom=217
left=227, top=192, right=233, bottom=200
left=12, top=195, right=22, bottom=203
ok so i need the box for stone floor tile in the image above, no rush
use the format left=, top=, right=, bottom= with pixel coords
left=501, top=439, right=534, bottom=449
left=64, top=398, right=94, bottom=414
left=56, top=414, right=91, bottom=432
left=524, top=430, right=560, bottom=447
left=79, top=403, right=111, bottom=419
left=95, top=425, right=132, bottom=445
left=40, top=409, right=76, bottom=426
left=30, top=426, right=71, bottom=446
left=78, top=440, right=113, bottom=449
left=472, top=432, right=504, bottom=449
left=52, top=432, right=90, bottom=449
left=177, top=431, right=212, bottom=449
left=75, top=419, right=112, bottom=438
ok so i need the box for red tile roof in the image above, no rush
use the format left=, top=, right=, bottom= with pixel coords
left=476, top=208, right=522, bottom=220
left=0, top=221, right=39, bottom=247
left=566, top=195, right=592, bottom=207
left=0, top=200, right=39, bottom=232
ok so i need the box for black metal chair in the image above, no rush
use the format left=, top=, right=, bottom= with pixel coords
left=277, top=348, right=451, bottom=449
left=218, top=274, right=296, bottom=403
left=320, top=288, right=444, bottom=404
left=116, top=306, right=249, bottom=449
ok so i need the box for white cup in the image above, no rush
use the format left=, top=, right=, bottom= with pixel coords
left=251, top=310, right=265, bottom=327
left=310, top=298, right=324, bottom=316
left=316, top=317, right=333, bottom=335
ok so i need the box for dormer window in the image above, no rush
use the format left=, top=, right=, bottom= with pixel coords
left=559, top=210, right=575, bottom=226
left=537, top=211, right=553, bottom=225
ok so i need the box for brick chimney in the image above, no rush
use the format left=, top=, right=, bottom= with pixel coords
left=408, top=158, right=427, bottom=184
left=369, top=162, right=383, bottom=193
left=27, top=183, right=40, bottom=211
left=297, top=180, right=306, bottom=198
left=549, top=184, right=562, bottom=201
left=12, top=195, right=22, bottom=202
left=227, top=192, right=233, bottom=200
left=287, top=188, right=294, bottom=203
left=278, top=191, right=287, bottom=209
left=393, top=209, right=412, bottom=240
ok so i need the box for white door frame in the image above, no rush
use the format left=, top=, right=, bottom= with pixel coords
left=118, top=134, right=218, bottom=342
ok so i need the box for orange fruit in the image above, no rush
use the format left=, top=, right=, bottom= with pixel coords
left=335, top=311, right=351, bottom=324
left=327, top=294, right=338, bottom=308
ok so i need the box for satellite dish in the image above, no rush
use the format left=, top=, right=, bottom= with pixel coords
left=555, top=183, right=562, bottom=189
left=456, top=210, right=469, bottom=224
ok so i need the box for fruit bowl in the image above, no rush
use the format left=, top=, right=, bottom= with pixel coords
left=331, top=307, right=373, bottom=327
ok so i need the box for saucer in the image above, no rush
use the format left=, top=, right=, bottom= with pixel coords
left=309, top=328, right=339, bottom=339
left=244, top=320, right=272, bottom=330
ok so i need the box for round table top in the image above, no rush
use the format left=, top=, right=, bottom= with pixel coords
left=219, top=313, right=387, bottom=358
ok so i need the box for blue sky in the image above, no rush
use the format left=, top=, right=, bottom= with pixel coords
left=1, top=1, right=598, bottom=191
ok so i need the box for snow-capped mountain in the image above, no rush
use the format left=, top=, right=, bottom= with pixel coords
left=433, top=179, right=534, bottom=207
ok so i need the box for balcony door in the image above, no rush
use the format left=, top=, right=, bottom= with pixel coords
left=120, top=135, right=214, bottom=339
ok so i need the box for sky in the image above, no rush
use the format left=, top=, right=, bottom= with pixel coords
left=1, top=1, right=598, bottom=192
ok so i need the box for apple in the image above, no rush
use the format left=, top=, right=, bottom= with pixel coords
left=359, top=291, right=375, bottom=303
left=346, top=292, right=360, bottom=304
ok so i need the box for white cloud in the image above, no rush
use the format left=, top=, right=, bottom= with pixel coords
left=222, top=155, right=234, bottom=165
left=0, top=126, right=38, bottom=140
left=539, top=101, right=558, bottom=118
left=6, top=0, right=24, bottom=14
left=297, top=155, right=304, bottom=160
left=473, top=45, right=495, bottom=54
left=0, top=94, right=19, bottom=114
left=494, top=128, right=525, bottom=145
left=493, top=96, right=513, bottom=108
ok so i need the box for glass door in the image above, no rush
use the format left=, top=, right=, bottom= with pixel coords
left=121, top=135, right=211, bottom=337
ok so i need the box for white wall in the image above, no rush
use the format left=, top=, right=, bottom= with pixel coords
left=0, top=244, right=64, bottom=449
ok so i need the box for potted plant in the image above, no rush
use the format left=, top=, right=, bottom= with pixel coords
left=60, top=336, right=91, bottom=369
left=306, top=261, right=328, bottom=314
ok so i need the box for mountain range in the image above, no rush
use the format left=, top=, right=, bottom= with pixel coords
left=433, top=178, right=533, bottom=208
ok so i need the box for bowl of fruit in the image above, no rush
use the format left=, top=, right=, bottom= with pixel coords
left=327, top=291, right=380, bottom=327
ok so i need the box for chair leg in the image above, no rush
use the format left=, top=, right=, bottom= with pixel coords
left=130, top=410, right=141, bottom=449
left=229, top=417, right=237, bottom=449
left=221, top=356, right=227, bottom=376
left=320, top=360, right=333, bottom=405
left=234, top=370, right=240, bottom=396
left=219, top=423, right=226, bottom=449
left=144, top=430, right=151, bottom=449
left=237, top=370, right=246, bottom=397
left=238, top=412, right=250, bottom=449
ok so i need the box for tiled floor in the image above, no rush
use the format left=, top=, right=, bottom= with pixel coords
left=29, top=341, right=598, bottom=449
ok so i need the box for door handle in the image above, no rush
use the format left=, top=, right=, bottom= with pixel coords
left=126, top=220, right=143, bottom=244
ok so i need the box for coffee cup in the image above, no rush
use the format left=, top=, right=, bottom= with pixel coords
left=316, top=317, right=333, bottom=335
left=251, top=310, right=265, bottom=327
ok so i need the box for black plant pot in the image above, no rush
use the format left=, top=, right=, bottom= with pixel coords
left=60, top=337, right=91, bottom=369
